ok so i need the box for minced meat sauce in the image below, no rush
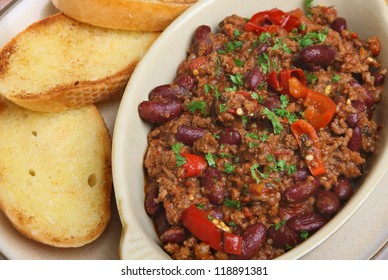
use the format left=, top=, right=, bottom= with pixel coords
left=138, top=5, right=385, bottom=259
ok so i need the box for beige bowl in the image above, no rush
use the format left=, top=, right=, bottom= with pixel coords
left=113, top=0, right=388, bottom=259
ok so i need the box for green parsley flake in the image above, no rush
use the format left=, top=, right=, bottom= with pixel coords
left=223, top=198, right=241, bottom=210
left=258, top=53, right=271, bottom=74
left=332, top=74, right=341, bottom=82
left=205, top=152, right=216, bottom=167
left=263, top=107, right=283, bottom=134
left=186, top=100, right=207, bottom=115
left=172, top=142, right=186, bottom=167
left=224, top=162, right=235, bottom=174
left=234, top=58, right=244, bottom=67
left=229, top=73, right=244, bottom=86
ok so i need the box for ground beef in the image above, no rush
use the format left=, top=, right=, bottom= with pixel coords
left=139, top=5, right=385, bottom=260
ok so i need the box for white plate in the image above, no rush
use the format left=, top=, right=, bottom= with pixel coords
left=113, top=0, right=388, bottom=259
left=0, top=0, right=122, bottom=259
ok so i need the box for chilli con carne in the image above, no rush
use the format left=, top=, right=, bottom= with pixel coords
left=138, top=2, right=385, bottom=259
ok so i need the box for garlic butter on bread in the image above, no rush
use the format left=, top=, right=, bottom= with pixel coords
left=0, top=13, right=159, bottom=112
left=51, top=0, right=198, bottom=31
left=0, top=98, right=112, bottom=247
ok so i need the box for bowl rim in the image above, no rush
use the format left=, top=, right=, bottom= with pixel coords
left=112, top=0, right=388, bottom=260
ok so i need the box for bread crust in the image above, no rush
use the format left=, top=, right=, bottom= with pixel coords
left=51, top=0, right=197, bottom=31
left=0, top=13, right=159, bottom=112
left=0, top=98, right=112, bottom=247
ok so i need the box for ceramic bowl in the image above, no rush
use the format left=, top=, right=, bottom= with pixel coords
left=112, top=0, right=388, bottom=259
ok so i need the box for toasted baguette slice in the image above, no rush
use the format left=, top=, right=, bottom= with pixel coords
left=0, top=13, right=159, bottom=112
left=51, top=0, right=197, bottom=31
left=0, top=98, right=112, bottom=247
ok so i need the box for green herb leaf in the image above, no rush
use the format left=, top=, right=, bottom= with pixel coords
left=172, top=143, right=186, bottom=167
left=224, top=162, right=235, bottom=174
left=223, top=198, right=241, bottom=210
left=263, top=107, right=283, bottom=134
left=234, top=58, right=244, bottom=67
left=332, top=74, right=341, bottom=82
left=205, top=152, right=216, bottom=167
left=258, top=53, right=271, bottom=74
left=186, top=100, right=207, bottom=115
left=274, top=220, right=286, bottom=230
left=229, top=73, right=244, bottom=86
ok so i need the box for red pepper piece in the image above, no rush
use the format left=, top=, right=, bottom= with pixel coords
left=291, top=120, right=326, bottom=176
left=288, top=76, right=309, bottom=98
left=223, top=232, right=242, bottom=255
left=181, top=153, right=207, bottom=178
left=245, top=8, right=301, bottom=34
left=303, top=91, right=337, bottom=129
left=181, top=205, right=223, bottom=251
left=268, top=69, right=306, bottom=95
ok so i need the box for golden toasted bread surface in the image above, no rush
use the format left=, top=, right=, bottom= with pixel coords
left=0, top=13, right=159, bottom=112
left=0, top=98, right=112, bottom=247
left=51, top=0, right=197, bottom=31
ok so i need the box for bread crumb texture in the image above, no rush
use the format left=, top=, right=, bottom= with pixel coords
left=0, top=13, right=159, bottom=112
left=0, top=99, right=112, bottom=247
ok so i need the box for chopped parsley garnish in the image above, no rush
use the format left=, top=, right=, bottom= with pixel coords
left=298, top=29, right=328, bottom=47
left=223, top=198, right=241, bottom=210
left=196, top=203, right=205, bottom=210
left=332, top=74, right=341, bottom=82
left=234, top=58, right=244, bottom=67
left=224, top=40, right=243, bottom=53
left=224, top=162, right=235, bottom=174
left=300, top=230, right=309, bottom=240
left=229, top=73, right=244, bottom=86
left=259, top=32, right=272, bottom=44
left=186, top=100, right=207, bottom=115
left=258, top=53, right=271, bottom=74
left=219, top=103, right=228, bottom=113
left=305, top=71, right=318, bottom=84
left=274, top=95, right=299, bottom=124
left=250, top=163, right=268, bottom=184
left=205, top=152, right=216, bottom=167
left=233, top=29, right=241, bottom=37
left=172, top=142, right=186, bottom=167
left=272, top=38, right=292, bottom=54
left=305, top=0, right=314, bottom=15
left=274, top=220, right=286, bottom=230
left=263, top=107, right=283, bottom=134
left=204, top=83, right=213, bottom=94
left=266, top=154, right=296, bottom=175
left=259, top=133, right=269, bottom=142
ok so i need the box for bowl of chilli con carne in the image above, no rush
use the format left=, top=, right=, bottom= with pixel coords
left=113, top=0, right=388, bottom=260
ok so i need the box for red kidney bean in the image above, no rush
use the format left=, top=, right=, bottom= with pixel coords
left=282, top=178, right=319, bottom=203
left=193, top=25, right=213, bottom=56
left=315, top=190, right=340, bottom=215
left=352, top=100, right=367, bottom=112
left=145, top=187, right=161, bottom=217
left=299, top=45, right=336, bottom=67
left=345, top=113, right=360, bottom=128
left=347, top=126, right=362, bottom=152
left=286, top=212, right=328, bottom=232
left=138, top=99, right=183, bottom=124
left=333, top=177, right=353, bottom=201
left=363, top=92, right=374, bottom=108
left=257, top=43, right=269, bottom=54
left=160, top=226, right=186, bottom=244
left=148, top=84, right=189, bottom=101
left=237, top=222, right=267, bottom=260
left=218, top=128, right=241, bottom=145
left=372, top=71, right=385, bottom=86
left=268, top=224, right=300, bottom=248
left=154, top=210, right=170, bottom=235
left=330, top=17, right=347, bottom=33
left=262, top=96, right=281, bottom=111
left=173, top=73, right=196, bottom=91
left=176, top=125, right=206, bottom=146
left=245, top=66, right=265, bottom=91
left=293, top=167, right=310, bottom=182
left=279, top=201, right=313, bottom=221
left=202, top=167, right=224, bottom=205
